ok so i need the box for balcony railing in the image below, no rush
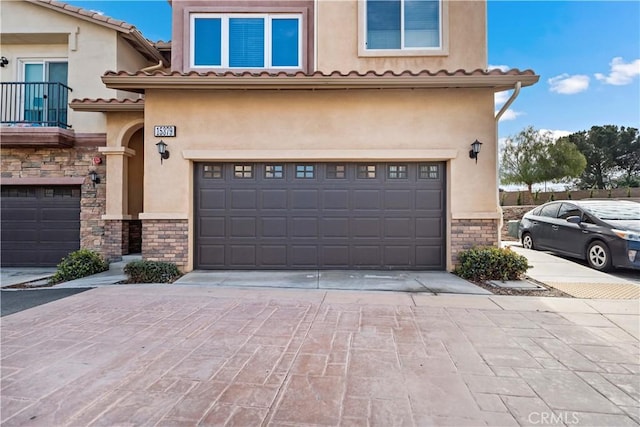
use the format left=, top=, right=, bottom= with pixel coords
left=1, top=82, right=72, bottom=129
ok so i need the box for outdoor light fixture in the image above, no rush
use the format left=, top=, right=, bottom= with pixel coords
left=156, top=140, right=170, bottom=164
left=88, top=170, right=100, bottom=187
left=469, top=139, right=483, bottom=164
left=0, top=57, right=8, bottom=67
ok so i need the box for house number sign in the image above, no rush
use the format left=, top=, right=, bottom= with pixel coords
left=154, top=125, right=176, bottom=137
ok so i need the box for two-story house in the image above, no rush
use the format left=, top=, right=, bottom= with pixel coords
left=0, top=0, right=166, bottom=266
left=3, top=0, right=539, bottom=272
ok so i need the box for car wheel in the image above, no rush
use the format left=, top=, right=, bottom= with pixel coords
left=587, top=241, right=612, bottom=272
left=522, top=233, right=535, bottom=250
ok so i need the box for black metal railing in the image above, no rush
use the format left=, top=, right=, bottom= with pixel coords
left=1, top=82, right=72, bottom=129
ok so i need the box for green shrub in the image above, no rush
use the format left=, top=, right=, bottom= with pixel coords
left=49, top=249, right=109, bottom=284
left=454, top=246, right=530, bottom=282
left=124, top=260, right=182, bottom=283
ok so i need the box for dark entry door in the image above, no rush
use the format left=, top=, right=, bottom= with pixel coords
left=195, top=163, right=446, bottom=270
left=1, top=186, right=80, bottom=267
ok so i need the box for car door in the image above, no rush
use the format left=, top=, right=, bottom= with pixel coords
left=534, top=202, right=561, bottom=249
left=551, top=203, right=589, bottom=257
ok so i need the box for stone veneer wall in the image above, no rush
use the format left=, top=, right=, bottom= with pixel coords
left=142, top=219, right=188, bottom=269
left=0, top=138, right=107, bottom=254
left=450, top=219, right=499, bottom=266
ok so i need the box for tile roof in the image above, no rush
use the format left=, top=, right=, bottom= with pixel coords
left=101, top=68, right=539, bottom=92
left=69, top=98, right=144, bottom=112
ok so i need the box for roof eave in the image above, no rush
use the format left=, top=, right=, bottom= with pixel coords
left=102, top=74, right=539, bottom=93
left=69, top=99, right=145, bottom=112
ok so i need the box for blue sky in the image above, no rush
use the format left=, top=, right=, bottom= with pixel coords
left=67, top=0, right=640, bottom=141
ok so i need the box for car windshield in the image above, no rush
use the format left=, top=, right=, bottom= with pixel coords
left=581, top=203, right=640, bottom=221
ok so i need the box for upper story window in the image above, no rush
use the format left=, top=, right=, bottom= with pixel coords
left=191, top=14, right=302, bottom=69
left=359, top=0, right=446, bottom=57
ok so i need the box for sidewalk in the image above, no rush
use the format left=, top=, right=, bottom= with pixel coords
left=2, top=285, right=639, bottom=426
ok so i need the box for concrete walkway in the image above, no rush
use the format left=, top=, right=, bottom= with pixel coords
left=2, top=285, right=639, bottom=426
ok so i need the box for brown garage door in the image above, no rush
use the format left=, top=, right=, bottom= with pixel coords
left=195, top=163, right=445, bottom=270
left=1, top=186, right=80, bottom=267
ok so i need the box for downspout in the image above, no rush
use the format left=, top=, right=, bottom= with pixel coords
left=495, top=81, right=521, bottom=245
left=140, top=61, right=164, bottom=73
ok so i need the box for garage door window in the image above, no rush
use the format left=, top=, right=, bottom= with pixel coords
left=419, top=164, right=439, bottom=179
left=357, top=165, right=377, bottom=179
left=1, top=187, right=36, bottom=197
left=234, top=165, right=253, bottom=178
left=265, top=165, right=284, bottom=179
left=327, top=165, right=346, bottom=179
left=296, top=165, right=315, bottom=179
left=203, top=164, right=223, bottom=179
left=388, top=165, right=408, bottom=179
left=44, top=187, right=80, bottom=198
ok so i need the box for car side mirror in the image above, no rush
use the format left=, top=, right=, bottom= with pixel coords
left=566, top=216, right=582, bottom=224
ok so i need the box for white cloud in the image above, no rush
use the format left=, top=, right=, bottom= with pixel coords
left=496, top=109, right=523, bottom=121
left=89, top=9, right=105, bottom=15
left=488, top=64, right=510, bottom=72
left=595, top=57, right=640, bottom=85
left=548, top=74, right=590, bottom=94
left=495, top=91, right=510, bottom=106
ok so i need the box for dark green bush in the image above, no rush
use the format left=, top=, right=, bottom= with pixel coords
left=49, top=249, right=109, bottom=284
left=124, top=260, right=182, bottom=283
left=454, top=246, right=530, bottom=282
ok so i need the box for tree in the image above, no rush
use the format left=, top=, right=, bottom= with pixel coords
left=500, top=126, right=586, bottom=202
left=558, top=125, right=639, bottom=189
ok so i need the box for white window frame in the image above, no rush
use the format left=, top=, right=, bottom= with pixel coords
left=190, top=13, right=303, bottom=70
left=358, top=0, right=448, bottom=57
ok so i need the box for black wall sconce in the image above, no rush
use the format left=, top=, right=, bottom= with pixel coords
left=88, top=170, right=100, bottom=187
left=156, top=140, right=170, bottom=164
left=0, top=57, right=8, bottom=68
left=469, top=139, right=483, bottom=164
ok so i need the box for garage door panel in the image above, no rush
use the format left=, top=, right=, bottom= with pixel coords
left=2, top=208, right=38, bottom=221
left=230, top=246, right=256, bottom=265
left=201, top=218, right=225, bottom=237
left=200, top=189, right=226, bottom=209
left=262, top=190, right=288, bottom=209
left=230, top=218, right=256, bottom=237
left=352, top=218, right=382, bottom=238
left=323, top=190, right=349, bottom=210
left=416, top=218, right=442, bottom=238
left=195, top=163, right=445, bottom=270
left=261, top=246, right=287, bottom=266
left=291, top=245, right=318, bottom=267
left=292, top=218, right=318, bottom=237
left=262, top=218, right=287, bottom=237
left=231, top=189, right=257, bottom=209
left=199, top=245, right=225, bottom=266
left=291, top=190, right=319, bottom=209
left=40, top=229, right=80, bottom=242
left=353, top=190, right=381, bottom=210
left=322, top=218, right=349, bottom=237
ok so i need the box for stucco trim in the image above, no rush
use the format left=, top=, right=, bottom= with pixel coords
left=182, top=149, right=459, bottom=161
left=98, top=147, right=136, bottom=157
left=451, top=212, right=501, bottom=220
left=0, top=177, right=85, bottom=186
left=102, top=214, right=133, bottom=220
left=139, top=213, right=189, bottom=220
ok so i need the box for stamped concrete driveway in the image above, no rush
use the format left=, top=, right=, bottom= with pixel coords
left=1, top=285, right=639, bottom=426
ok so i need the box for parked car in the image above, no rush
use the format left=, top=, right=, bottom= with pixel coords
left=518, top=200, right=640, bottom=271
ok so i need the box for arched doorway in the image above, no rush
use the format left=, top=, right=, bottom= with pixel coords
left=126, top=127, right=144, bottom=253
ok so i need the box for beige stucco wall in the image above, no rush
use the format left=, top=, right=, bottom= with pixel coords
left=0, top=1, right=151, bottom=132
left=141, top=88, right=497, bottom=269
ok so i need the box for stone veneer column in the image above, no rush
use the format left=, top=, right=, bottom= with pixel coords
left=103, top=220, right=129, bottom=262
left=142, top=219, right=189, bottom=269
left=450, top=219, right=500, bottom=266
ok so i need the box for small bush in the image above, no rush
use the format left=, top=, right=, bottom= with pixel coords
left=549, top=191, right=555, bottom=201
left=124, top=260, right=182, bottom=283
left=454, top=246, right=530, bottom=282
left=49, top=249, right=109, bottom=284
left=533, top=190, right=540, bottom=202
